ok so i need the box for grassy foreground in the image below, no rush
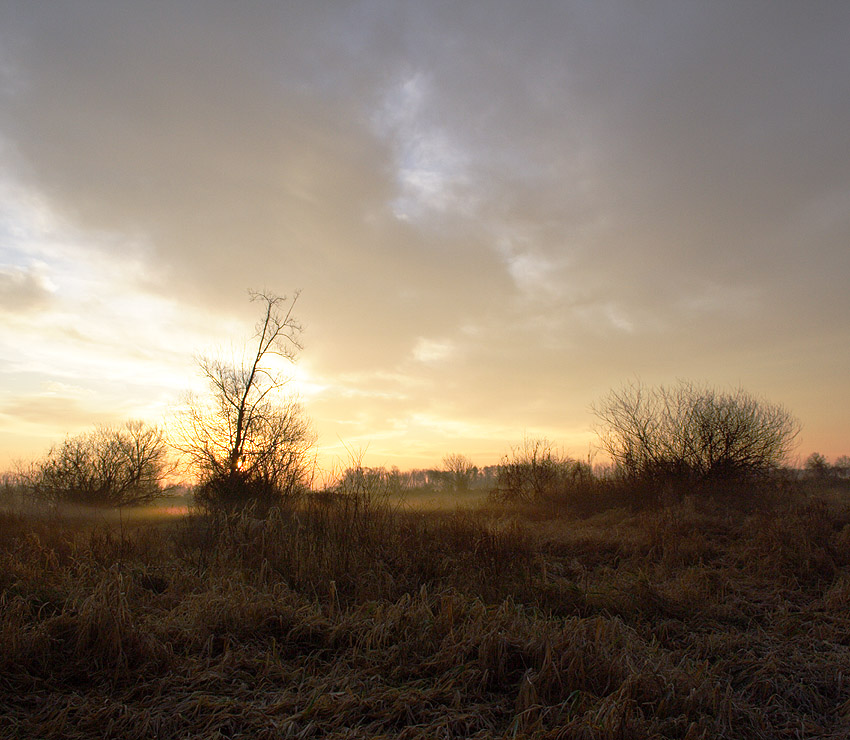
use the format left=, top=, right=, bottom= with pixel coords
left=2, top=492, right=850, bottom=739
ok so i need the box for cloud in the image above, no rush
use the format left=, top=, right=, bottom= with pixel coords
left=8, top=2, right=844, bottom=328
left=0, top=2, right=848, bottom=464
left=0, top=262, right=54, bottom=312
left=412, top=337, right=454, bottom=363
left=374, top=71, right=474, bottom=221
left=0, top=383, right=114, bottom=430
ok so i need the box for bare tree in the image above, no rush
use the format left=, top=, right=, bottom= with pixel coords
left=442, top=453, right=478, bottom=493
left=20, top=420, right=173, bottom=507
left=834, top=455, right=850, bottom=480
left=592, top=380, right=800, bottom=491
left=804, top=452, right=831, bottom=480
left=176, top=291, right=315, bottom=514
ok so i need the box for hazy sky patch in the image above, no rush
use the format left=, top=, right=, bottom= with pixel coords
left=0, top=1, right=848, bottom=467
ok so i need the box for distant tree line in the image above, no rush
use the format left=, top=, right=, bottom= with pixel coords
left=803, top=453, right=850, bottom=481
left=318, top=460, right=501, bottom=497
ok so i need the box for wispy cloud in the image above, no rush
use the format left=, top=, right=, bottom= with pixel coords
left=412, top=337, right=454, bottom=363
left=0, top=262, right=55, bottom=313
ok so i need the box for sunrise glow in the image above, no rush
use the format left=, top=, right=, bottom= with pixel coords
left=0, top=3, right=848, bottom=475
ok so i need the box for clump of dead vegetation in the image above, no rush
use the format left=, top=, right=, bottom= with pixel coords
left=2, top=484, right=850, bottom=739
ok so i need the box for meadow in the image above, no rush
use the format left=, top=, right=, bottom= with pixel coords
left=2, top=482, right=850, bottom=739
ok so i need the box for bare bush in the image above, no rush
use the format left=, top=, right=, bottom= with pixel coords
left=0, top=470, right=23, bottom=508
left=593, top=380, right=800, bottom=495
left=494, top=438, right=594, bottom=506
left=19, top=420, right=173, bottom=507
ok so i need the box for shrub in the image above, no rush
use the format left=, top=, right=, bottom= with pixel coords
left=493, top=438, right=595, bottom=508
left=193, top=471, right=288, bottom=517
left=19, top=421, right=173, bottom=507
left=593, top=380, right=800, bottom=499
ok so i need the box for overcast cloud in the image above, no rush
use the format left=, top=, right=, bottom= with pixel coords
left=1, top=1, right=848, bottom=468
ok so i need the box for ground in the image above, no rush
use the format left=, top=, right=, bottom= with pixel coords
left=2, top=488, right=849, bottom=739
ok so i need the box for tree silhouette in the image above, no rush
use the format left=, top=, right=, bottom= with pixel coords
left=177, top=291, right=315, bottom=514
left=442, top=453, right=477, bottom=492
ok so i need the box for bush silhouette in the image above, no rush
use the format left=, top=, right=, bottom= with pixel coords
left=20, top=421, right=172, bottom=507
left=593, top=380, right=800, bottom=500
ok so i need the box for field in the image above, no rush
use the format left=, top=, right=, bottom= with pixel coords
left=2, top=488, right=850, bottom=739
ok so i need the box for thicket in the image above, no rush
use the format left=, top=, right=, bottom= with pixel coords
left=591, top=380, right=801, bottom=504
left=14, top=421, right=172, bottom=507
left=492, top=438, right=597, bottom=509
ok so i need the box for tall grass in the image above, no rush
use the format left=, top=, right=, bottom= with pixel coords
left=2, top=488, right=850, bottom=739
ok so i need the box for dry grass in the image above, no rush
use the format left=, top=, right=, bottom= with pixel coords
left=2, top=490, right=850, bottom=739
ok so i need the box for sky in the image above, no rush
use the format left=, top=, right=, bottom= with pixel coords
left=0, top=1, right=848, bottom=475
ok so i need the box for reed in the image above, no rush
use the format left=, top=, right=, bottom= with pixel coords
left=1, top=492, right=849, bottom=738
